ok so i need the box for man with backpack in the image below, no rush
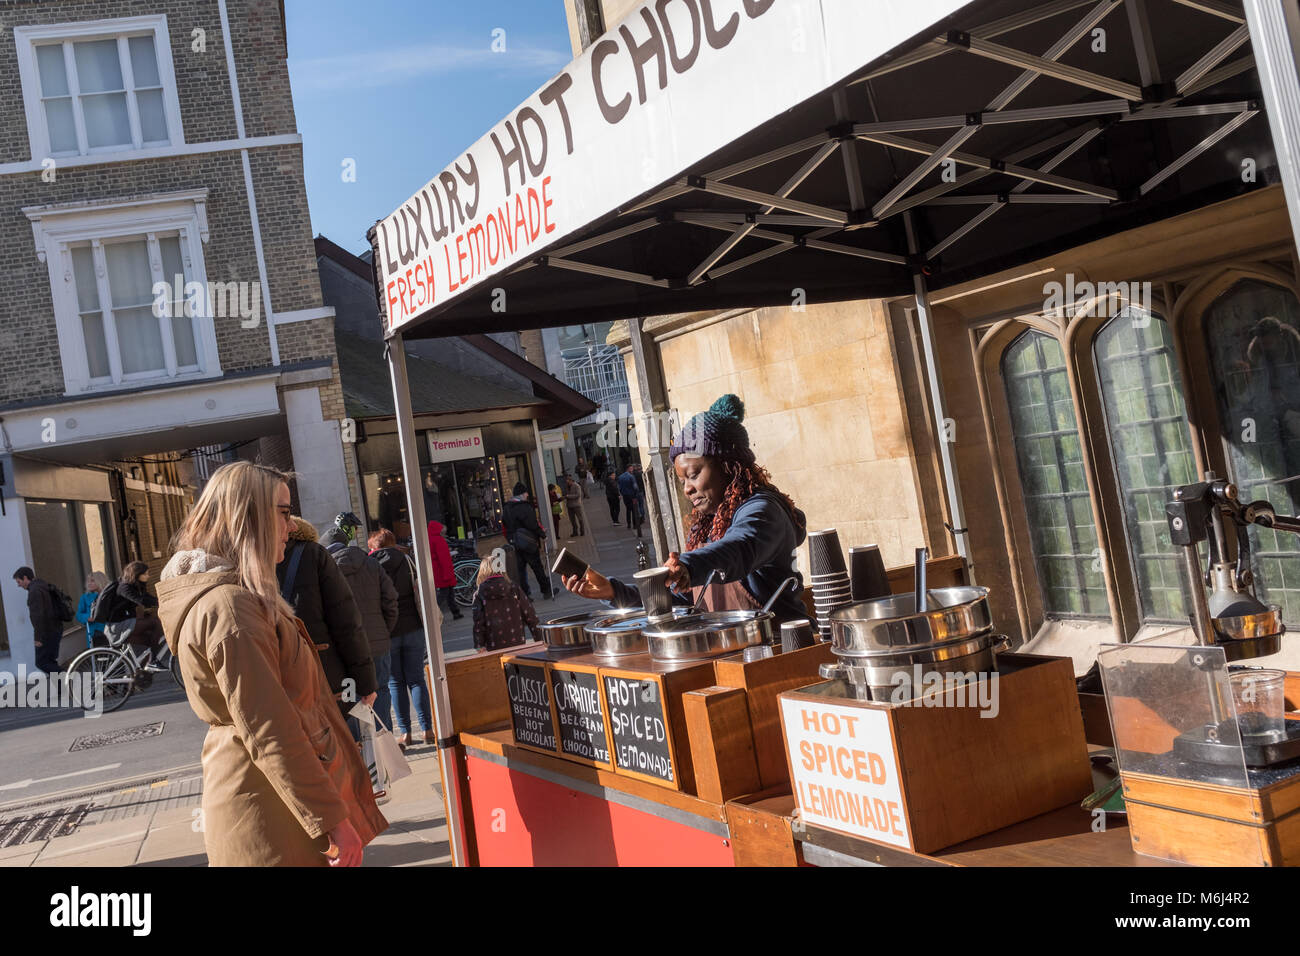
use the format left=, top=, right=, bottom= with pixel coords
left=13, top=566, right=73, bottom=673
left=502, top=483, right=553, bottom=600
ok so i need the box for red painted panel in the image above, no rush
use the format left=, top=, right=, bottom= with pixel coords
left=466, top=754, right=734, bottom=867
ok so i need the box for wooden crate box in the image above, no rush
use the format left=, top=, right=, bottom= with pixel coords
left=777, top=653, right=1093, bottom=855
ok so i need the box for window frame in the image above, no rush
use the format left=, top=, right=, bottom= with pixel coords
left=24, top=191, right=220, bottom=395
left=1082, top=300, right=1199, bottom=627
left=14, top=15, right=184, bottom=162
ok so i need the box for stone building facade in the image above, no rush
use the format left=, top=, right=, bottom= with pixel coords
left=0, top=0, right=354, bottom=669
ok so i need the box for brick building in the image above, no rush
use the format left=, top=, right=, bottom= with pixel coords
left=0, top=0, right=354, bottom=668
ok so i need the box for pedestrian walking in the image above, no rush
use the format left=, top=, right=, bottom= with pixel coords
left=564, top=473, right=587, bottom=537
left=604, top=472, right=621, bottom=524
left=549, top=482, right=565, bottom=531
left=426, top=520, right=464, bottom=620
left=502, top=483, right=553, bottom=599
left=277, top=517, right=378, bottom=728
left=12, top=566, right=67, bottom=673
left=76, top=571, right=109, bottom=648
left=324, top=517, right=399, bottom=736
left=472, top=557, right=540, bottom=652
left=368, top=530, right=435, bottom=749
left=157, top=461, right=386, bottom=867
left=617, top=465, right=644, bottom=536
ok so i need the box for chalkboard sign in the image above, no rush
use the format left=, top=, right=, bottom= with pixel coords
left=504, top=660, right=557, bottom=753
left=603, top=673, right=674, bottom=784
left=550, top=666, right=611, bottom=766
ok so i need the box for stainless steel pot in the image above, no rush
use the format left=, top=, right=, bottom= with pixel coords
left=537, top=607, right=641, bottom=649
left=829, top=586, right=992, bottom=652
left=644, top=609, right=775, bottom=662
left=584, top=607, right=690, bottom=658
left=819, top=634, right=1007, bottom=701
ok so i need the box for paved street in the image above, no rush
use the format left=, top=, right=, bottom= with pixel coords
left=0, top=747, right=450, bottom=867
left=0, top=676, right=206, bottom=804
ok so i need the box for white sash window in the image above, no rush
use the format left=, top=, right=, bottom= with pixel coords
left=25, top=191, right=221, bottom=394
left=16, top=16, right=183, bottom=160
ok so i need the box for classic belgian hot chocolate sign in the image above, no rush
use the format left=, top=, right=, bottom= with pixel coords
left=779, top=697, right=911, bottom=848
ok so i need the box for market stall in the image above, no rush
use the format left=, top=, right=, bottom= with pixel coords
left=376, top=0, right=1300, bottom=867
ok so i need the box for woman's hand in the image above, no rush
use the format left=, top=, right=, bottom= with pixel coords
left=325, top=819, right=363, bottom=867
left=664, top=552, right=691, bottom=593
left=563, top=568, right=613, bottom=601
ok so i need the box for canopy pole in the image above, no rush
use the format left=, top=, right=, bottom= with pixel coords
left=904, top=211, right=972, bottom=575
left=385, top=333, right=466, bottom=867
left=1243, top=0, right=1300, bottom=245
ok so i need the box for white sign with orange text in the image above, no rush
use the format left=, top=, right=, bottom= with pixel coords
left=779, top=696, right=911, bottom=848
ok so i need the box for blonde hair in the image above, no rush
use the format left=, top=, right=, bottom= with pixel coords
left=476, top=557, right=500, bottom=586
left=86, top=571, right=110, bottom=592
left=171, top=461, right=295, bottom=621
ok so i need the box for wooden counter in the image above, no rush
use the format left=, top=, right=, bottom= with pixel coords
left=796, top=803, right=1182, bottom=867
left=456, top=724, right=1186, bottom=867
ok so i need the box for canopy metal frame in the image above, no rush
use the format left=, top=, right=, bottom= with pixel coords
left=378, top=0, right=1297, bottom=866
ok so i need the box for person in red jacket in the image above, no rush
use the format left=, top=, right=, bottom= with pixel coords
left=426, top=520, right=464, bottom=621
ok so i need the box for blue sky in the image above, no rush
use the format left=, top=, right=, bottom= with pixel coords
left=285, top=0, right=573, bottom=255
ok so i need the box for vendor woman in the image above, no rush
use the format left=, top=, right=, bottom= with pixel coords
left=562, top=394, right=808, bottom=622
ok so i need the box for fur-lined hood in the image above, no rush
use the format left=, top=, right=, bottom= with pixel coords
left=289, top=516, right=318, bottom=542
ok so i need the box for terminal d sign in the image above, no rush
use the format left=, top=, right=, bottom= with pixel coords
left=427, top=427, right=484, bottom=464
left=372, top=0, right=967, bottom=333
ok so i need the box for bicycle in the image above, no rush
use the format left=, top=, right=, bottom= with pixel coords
left=66, top=622, right=183, bottom=714
left=453, top=557, right=481, bottom=607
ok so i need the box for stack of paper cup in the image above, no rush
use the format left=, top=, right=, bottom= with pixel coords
left=808, top=529, right=851, bottom=641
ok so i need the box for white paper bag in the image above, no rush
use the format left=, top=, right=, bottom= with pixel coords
left=349, top=702, right=413, bottom=790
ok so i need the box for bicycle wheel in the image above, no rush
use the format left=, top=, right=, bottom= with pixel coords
left=169, top=651, right=184, bottom=690
left=453, top=560, right=479, bottom=607
left=66, top=647, right=135, bottom=714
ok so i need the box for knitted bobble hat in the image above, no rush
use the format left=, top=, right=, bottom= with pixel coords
left=669, top=393, right=754, bottom=464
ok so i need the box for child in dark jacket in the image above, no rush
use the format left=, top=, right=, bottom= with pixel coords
left=472, top=557, right=540, bottom=651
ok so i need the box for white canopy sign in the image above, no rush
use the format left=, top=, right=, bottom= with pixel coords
left=374, top=0, right=968, bottom=334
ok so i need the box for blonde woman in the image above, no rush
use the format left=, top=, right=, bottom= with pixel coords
left=471, top=556, right=540, bottom=651
left=76, top=571, right=110, bottom=648
left=156, top=462, right=386, bottom=867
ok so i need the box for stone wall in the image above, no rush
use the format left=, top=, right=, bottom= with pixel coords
left=625, top=299, right=928, bottom=574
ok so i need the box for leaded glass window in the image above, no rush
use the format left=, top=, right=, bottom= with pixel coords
left=1095, top=309, right=1197, bottom=622
left=1205, top=280, right=1300, bottom=625
left=1003, top=330, right=1108, bottom=617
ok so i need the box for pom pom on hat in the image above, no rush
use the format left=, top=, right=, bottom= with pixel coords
left=709, top=393, right=745, bottom=422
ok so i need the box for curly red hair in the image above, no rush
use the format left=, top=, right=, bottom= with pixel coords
left=685, top=459, right=804, bottom=550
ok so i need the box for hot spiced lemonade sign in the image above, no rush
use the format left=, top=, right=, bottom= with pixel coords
left=780, top=697, right=910, bottom=848
left=372, top=0, right=967, bottom=333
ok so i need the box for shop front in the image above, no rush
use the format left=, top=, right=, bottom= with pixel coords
left=368, top=0, right=1300, bottom=869
left=357, top=422, right=542, bottom=549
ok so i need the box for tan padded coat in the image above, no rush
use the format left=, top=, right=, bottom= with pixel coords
left=156, top=563, right=387, bottom=866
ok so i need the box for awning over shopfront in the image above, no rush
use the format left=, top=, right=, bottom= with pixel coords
left=373, top=0, right=1281, bottom=338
